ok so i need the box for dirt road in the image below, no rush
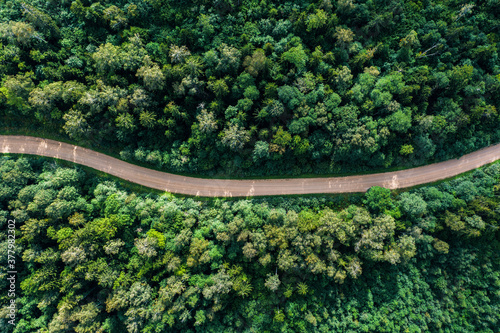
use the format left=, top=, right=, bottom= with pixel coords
left=1, top=135, right=499, bottom=197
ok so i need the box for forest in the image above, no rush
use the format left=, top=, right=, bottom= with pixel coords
left=0, top=156, right=499, bottom=332
left=1, top=0, right=500, bottom=331
left=1, top=0, right=500, bottom=176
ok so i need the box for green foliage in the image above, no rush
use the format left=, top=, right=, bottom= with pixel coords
left=1, top=157, right=499, bottom=332
left=364, top=186, right=398, bottom=216
left=0, top=157, right=500, bottom=332
left=282, top=44, right=307, bottom=73
left=1, top=7, right=500, bottom=332
left=400, top=144, right=414, bottom=156
left=399, top=192, right=427, bottom=219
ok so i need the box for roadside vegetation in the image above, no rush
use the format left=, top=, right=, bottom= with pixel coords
left=0, top=156, right=498, bottom=332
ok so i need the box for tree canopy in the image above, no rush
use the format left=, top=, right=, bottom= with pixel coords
left=0, top=156, right=499, bottom=332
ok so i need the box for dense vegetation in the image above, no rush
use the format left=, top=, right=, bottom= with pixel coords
left=2, top=1, right=500, bottom=330
left=1, top=0, right=500, bottom=176
left=0, top=156, right=498, bottom=332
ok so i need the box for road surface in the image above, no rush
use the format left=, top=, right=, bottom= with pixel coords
left=1, top=135, right=499, bottom=197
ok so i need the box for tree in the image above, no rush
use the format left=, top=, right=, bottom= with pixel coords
left=364, top=186, right=397, bottom=215
left=197, top=109, right=218, bottom=134
left=183, top=56, right=204, bottom=77
left=334, top=66, right=353, bottom=92
left=399, top=192, right=427, bottom=218
left=306, top=9, right=328, bottom=32
left=130, top=88, right=150, bottom=112
left=294, top=72, right=316, bottom=94
left=400, top=144, right=414, bottom=156
left=135, top=237, right=158, bottom=258
left=220, top=125, right=250, bottom=151
left=29, top=81, right=86, bottom=120
left=264, top=273, right=281, bottom=292
left=63, top=110, right=90, bottom=140
left=455, top=3, right=475, bottom=21
left=265, top=100, right=285, bottom=117
left=282, top=44, right=307, bottom=73
left=334, top=26, right=355, bottom=49
left=253, top=141, right=269, bottom=162
left=169, top=45, right=191, bottom=64
left=243, top=49, right=267, bottom=77
left=387, top=108, right=412, bottom=133
left=271, top=127, right=292, bottom=155
left=398, top=30, right=420, bottom=61
left=104, top=239, right=125, bottom=255
left=447, top=65, right=473, bottom=92
left=243, top=86, right=259, bottom=100
left=139, top=111, right=157, bottom=128
left=277, top=85, right=302, bottom=110
left=198, top=14, right=215, bottom=38
left=103, top=5, right=128, bottom=30
left=116, top=113, right=136, bottom=132
left=217, top=43, right=241, bottom=74
left=20, top=3, right=60, bottom=39
left=92, top=43, right=125, bottom=74
left=208, top=77, right=230, bottom=98
left=432, top=239, right=449, bottom=254
left=3, top=21, right=39, bottom=46
left=122, top=37, right=148, bottom=71
left=73, top=302, right=102, bottom=333
left=61, top=246, right=86, bottom=267
left=202, top=268, right=233, bottom=300
left=136, top=56, right=165, bottom=91
left=0, top=72, right=34, bottom=111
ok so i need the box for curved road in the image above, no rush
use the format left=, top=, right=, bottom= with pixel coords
left=1, top=135, right=500, bottom=197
